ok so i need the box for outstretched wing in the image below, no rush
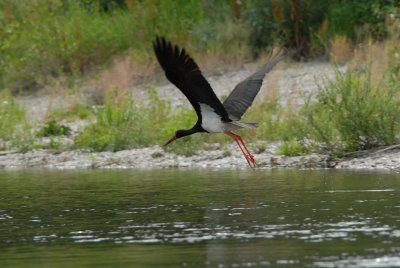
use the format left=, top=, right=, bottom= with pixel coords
left=153, top=37, right=231, bottom=122
left=223, top=55, right=284, bottom=120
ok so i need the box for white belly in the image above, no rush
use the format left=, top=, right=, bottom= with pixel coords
left=199, top=103, right=225, bottom=133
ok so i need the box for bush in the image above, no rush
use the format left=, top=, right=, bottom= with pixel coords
left=244, top=0, right=394, bottom=58
left=301, top=64, right=400, bottom=152
left=329, top=0, right=389, bottom=41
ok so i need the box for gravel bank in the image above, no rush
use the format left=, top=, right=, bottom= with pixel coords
left=1, top=144, right=399, bottom=171
left=0, top=144, right=331, bottom=170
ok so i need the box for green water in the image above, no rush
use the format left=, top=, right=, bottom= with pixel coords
left=0, top=169, right=400, bottom=267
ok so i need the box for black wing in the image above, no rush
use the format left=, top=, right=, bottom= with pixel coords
left=223, top=55, right=284, bottom=120
left=153, top=37, right=231, bottom=122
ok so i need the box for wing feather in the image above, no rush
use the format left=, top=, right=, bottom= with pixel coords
left=153, top=37, right=230, bottom=122
left=223, top=55, right=284, bottom=120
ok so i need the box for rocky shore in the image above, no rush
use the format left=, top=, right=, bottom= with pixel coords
left=1, top=143, right=400, bottom=171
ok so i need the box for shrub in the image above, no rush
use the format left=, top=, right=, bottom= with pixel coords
left=37, top=120, right=71, bottom=137
left=301, top=64, right=400, bottom=152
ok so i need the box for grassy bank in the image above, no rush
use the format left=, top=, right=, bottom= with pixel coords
left=1, top=43, right=399, bottom=157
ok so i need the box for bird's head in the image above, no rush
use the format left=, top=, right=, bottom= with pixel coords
left=164, top=133, right=177, bottom=146
left=163, top=129, right=192, bottom=147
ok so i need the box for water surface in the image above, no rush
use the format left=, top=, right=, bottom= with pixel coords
left=1, top=169, right=400, bottom=267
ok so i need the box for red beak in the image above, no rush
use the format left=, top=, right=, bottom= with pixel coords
left=163, top=135, right=177, bottom=147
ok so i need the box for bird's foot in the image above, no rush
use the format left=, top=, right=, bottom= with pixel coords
left=244, top=153, right=257, bottom=168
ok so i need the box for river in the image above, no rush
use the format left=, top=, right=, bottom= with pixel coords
left=0, top=169, right=399, bottom=267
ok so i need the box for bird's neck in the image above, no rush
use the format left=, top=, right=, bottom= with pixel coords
left=178, top=124, right=204, bottom=138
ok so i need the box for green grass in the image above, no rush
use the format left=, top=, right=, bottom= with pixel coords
left=279, top=140, right=310, bottom=156
left=74, top=88, right=199, bottom=154
left=0, top=91, right=36, bottom=151
left=37, top=120, right=71, bottom=137
left=49, top=103, right=93, bottom=122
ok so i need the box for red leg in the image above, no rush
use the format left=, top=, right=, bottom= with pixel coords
left=236, top=135, right=256, bottom=167
left=235, top=137, right=253, bottom=167
left=225, top=132, right=252, bottom=166
left=236, top=135, right=256, bottom=166
left=224, top=131, right=250, bottom=166
left=225, top=131, right=256, bottom=168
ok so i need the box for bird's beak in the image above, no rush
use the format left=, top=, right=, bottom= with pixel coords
left=163, top=135, right=177, bottom=147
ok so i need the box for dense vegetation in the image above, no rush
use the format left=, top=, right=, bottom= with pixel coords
left=0, top=0, right=400, bottom=157
left=0, top=0, right=397, bottom=91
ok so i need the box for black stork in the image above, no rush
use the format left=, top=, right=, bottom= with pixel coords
left=153, top=37, right=282, bottom=168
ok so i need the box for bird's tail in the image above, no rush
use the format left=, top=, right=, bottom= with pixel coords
left=231, top=121, right=259, bottom=129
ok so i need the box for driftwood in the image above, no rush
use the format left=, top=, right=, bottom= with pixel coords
left=0, top=150, right=18, bottom=156
left=343, top=143, right=400, bottom=158
left=371, top=144, right=400, bottom=155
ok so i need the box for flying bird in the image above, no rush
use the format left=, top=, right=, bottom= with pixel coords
left=153, top=37, right=282, bottom=168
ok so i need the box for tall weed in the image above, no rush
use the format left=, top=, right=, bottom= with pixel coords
left=0, top=92, right=35, bottom=151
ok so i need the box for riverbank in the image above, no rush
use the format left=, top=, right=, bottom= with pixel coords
left=3, top=60, right=400, bottom=171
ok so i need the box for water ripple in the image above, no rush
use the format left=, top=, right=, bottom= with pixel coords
left=56, top=220, right=400, bottom=244
left=314, top=256, right=400, bottom=268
